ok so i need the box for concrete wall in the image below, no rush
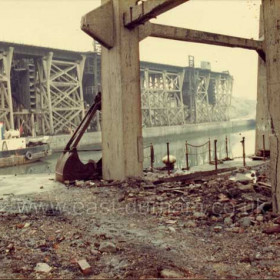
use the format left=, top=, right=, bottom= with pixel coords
left=46, top=119, right=255, bottom=151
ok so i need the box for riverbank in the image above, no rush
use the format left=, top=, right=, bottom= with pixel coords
left=41, top=118, right=255, bottom=151
left=1, top=161, right=279, bottom=279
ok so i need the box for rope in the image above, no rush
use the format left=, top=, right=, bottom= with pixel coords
left=187, top=141, right=210, bottom=148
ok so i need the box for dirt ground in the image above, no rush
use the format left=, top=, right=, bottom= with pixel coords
left=1, top=162, right=280, bottom=279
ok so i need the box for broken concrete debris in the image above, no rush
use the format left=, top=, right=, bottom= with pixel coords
left=77, top=259, right=92, bottom=275
left=2, top=162, right=280, bottom=278
left=99, top=241, right=117, bottom=253
left=34, top=263, right=52, bottom=273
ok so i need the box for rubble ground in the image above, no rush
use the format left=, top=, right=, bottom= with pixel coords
left=1, top=162, right=280, bottom=279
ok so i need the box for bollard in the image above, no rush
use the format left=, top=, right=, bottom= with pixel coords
left=225, top=136, right=229, bottom=159
left=167, top=142, right=170, bottom=175
left=214, top=139, right=218, bottom=171
left=150, top=143, right=154, bottom=171
left=241, top=137, right=246, bottom=167
left=262, top=134, right=266, bottom=161
left=185, top=141, right=189, bottom=170
left=208, top=138, right=211, bottom=164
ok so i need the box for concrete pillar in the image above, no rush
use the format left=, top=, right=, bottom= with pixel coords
left=255, top=4, right=270, bottom=155
left=263, top=0, right=280, bottom=213
left=101, top=0, right=143, bottom=180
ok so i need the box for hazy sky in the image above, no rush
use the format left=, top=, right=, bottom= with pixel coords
left=0, top=0, right=261, bottom=100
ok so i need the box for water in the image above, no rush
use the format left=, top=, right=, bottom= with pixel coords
left=0, top=126, right=255, bottom=176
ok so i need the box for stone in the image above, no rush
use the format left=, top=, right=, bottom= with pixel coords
left=160, top=269, right=184, bottom=278
left=238, top=184, right=253, bottom=191
left=239, top=217, right=251, bottom=227
left=90, top=248, right=101, bottom=255
left=224, top=217, right=233, bottom=226
left=184, top=220, right=197, bottom=228
left=77, top=259, right=92, bottom=275
left=75, top=180, right=84, bottom=187
left=232, top=173, right=252, bottom=184
left=168, top=226, right=176, bottom=233
left=193, top=212, right=206, bottom=219
left=213, top=226, right=223, bottom=232
left=34, top=263, right=52, bottom=273
left=99, top=241, right=117, bottom=253
left=256, top=215, right=264, bottom=222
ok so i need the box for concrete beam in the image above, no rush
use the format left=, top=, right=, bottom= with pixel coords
left=123, top=0, right=189, bottom=29
left=81, top=0, right=114, bottom=49
left=140, top=23, right=263, bottom=52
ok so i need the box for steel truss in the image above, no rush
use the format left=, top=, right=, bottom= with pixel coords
left=35, top=53, right=86, bottom=134
left=140, top=68, right=186, bottom=127
left=191, top=71, right=233, bottom=123
left=0, top=47, right=14, bottom=130
left=210, top=74, right=233, bottom=121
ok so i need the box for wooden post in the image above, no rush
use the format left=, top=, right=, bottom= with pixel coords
left=150, top=143, right=154, bottom=171
left=167, top=142, right=170, bottom=175
left=241, top=137, right=246, bottom=167
left=208, top=138, right=211, bottom=164
left=214, top=139, right=218, bottom=171
left=262, top=134, right=266, bottom=161
left=185, top=141, right=189, bottom=170
left=225, top=136, right=229, bottom=159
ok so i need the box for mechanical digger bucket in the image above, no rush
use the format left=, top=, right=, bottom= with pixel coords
left=55, top=149, right=100, bottom=183
left=55, top=93, right=102, bottom=183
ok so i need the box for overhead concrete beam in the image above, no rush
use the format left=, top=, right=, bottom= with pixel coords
left=123, top=0, right=189, bottom=29
left=81, top=0, right=114, bottom=49
left=139, top=23, right=264, bottom=53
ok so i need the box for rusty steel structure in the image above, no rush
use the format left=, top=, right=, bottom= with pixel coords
left=0, top=41, right=233, bottom=135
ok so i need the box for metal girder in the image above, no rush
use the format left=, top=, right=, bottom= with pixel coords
left=123, top=0, right=189, bottom=29
left=139, top=23, right=264, bottom=53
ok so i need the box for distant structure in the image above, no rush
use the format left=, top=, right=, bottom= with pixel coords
left=0, top=41, right=233, bottom=136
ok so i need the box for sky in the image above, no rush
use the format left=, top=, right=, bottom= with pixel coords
left=0, top=0, right=261, bottom=100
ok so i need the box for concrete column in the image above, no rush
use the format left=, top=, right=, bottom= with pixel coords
left=263, top=0, right=280, bottom=213
left=101, top=0, right=143, bottom=180
left=255, top=4, right=270, bottom=155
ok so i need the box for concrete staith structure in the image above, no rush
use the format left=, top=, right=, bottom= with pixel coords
left=81, top=0, right=262, bottom=181
left=0, top=40, right=234, bottom=135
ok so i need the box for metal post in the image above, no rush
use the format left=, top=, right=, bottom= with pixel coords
left=262, top=134, right=266, bottom=161
left=241, top=137, right=246, bottom=167
left=225, top=136, right=229, bottom=159
left=185, top=141, right=189, bottom=170
left=208, top=138, right=211, bottom=164
left=150, top=143, right=154, bottom=171
left=167, top=142, right=170, bottom=175
left=214, top=139, right=218, bottom=171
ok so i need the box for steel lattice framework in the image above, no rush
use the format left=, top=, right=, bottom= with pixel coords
left=35, top=53, right=85, bottom=135
left=140, top=68, right=186, bottom=127
left=0, top=47, right=14, bottom=130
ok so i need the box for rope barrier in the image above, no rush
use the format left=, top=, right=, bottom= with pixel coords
left=187, top=141, right=210, bottom=148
